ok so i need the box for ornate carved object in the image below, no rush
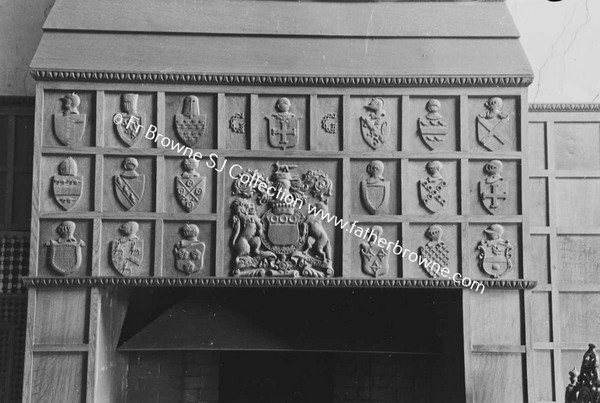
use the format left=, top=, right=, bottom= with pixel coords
left=53, top=92, right=86, bottom=146
left=229, top=113, right=245, bottom=134
left=419, top=225, right=450, bottom=278
left=45, top=221, right=85, bottom=276
left=359, top=226, right=389, bottom=277
left=114, top=93, right=145, bottom=146
left=479, top=160, right=508, bottom=214
left=110, top=221, right=143, bottom=276
left=113, top=157, right=145, bottom=210
left=266, top=98, right=299, bottom=150
left=52, top=157, right=83, bottom=211
left=230, top=162, right=333, bottom=278
left=360, top=160, right=390, bottom=215
left=359, top=97, right=389, bottom=150
left=175, top=158, right=205, bottom=213
left=175, top=95, right=206, bottom=147
left=173, top=224, right=206, bottom=275
left=418, top=161, right=447, bottom=214
left=417, top=99, right=448, bottom=150
left=565, top=343, right=600, bottom=403
left=321, top=113, right=337, bottom=134
left=477, top=224, right=513, bottom=278
left=476, top=96, right=509, bottom=151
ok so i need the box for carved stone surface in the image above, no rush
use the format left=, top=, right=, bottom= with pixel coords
left=359, top=226, right=389, bottom=277
left=110, top=221, right=144, bottom=276
left=175, top=158, right=205, bottom=213
left=173, top=224, right=205, bottom=275
left=230, top=162, right=333, bottom=278
left=476, top=96, right=510, bottom=151
left=320, top=113, right=337, bottom=134
left=419, top=225, right=450, bottom=278
left=418, top=161, right=447, bottom=213
left=113, top=157, right=145, bottom=210
left=175, top=95, right=206, bottom=147
left=44, top=221, right=85, bottom=276
left=417, top=99, right=448, bottom=150
left=360, top=160, right=390, bottom=215
left=266, top=98, right=299, bottom=150
left=565, top=343, right=600, bottom=403
left=359, top=97, right=389, bottom=150
left=477, top=224, right=513, bottom=278
left=229, top=113, right=245, bottom=134
left=114, top=93, right=145, bottom=147
left=53, top=92, right=86, bottom=146
left=478, top=160, right=508, bottom=214
left=52, top=157, right=83, bottom=211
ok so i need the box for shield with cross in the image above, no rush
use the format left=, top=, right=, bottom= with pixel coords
left=476, top=114, right=509, bottom=151
left=175, top=174, right=205, bottom=213
left=479, top=176, right=508, bottom=214
left=267, top=112, right=299, bottom=150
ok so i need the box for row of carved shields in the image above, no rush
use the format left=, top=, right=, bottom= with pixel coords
left=360, top=224, right=513, bottom=279
left=45, top=221, right=205, bottom=277
left=360, top=160, right=509, bottom=215
left=53, top=93, right=510, bottom=151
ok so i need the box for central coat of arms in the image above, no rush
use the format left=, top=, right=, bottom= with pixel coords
left=360, top=160, right=389, bottom=215
left=229, top=162, right=333, bottom=278
left=53, top=93, right=86, bottom=146
left=114, top=93, right=145, bottom=147
left=266, top=98, right=299, bottom=150
left=476, top=97, right=510, bottom=151
left=175, top=95, right=206, bottom=147
left=52, top=157, right=83, bottom=211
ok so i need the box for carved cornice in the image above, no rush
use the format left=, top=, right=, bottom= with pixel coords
left=529, top=103, right=600, bottom=112
left=29, top=70, right=534, bottom=87
left=22, top=276, right=537, bottom=290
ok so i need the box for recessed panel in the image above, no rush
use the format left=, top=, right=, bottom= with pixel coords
left=162, top=221, right=215, bottom=277
left=407, top=159, right=459, bottom=216
left=165, top=93, right=216, bottom=150
left=468, top=159, right=520, bottom=216
left=403, top=223, right=460, bottom=279
left=225, top=95, right=249, bottom=150
left=350, top=159, right=399, bottom=216
left=471, top=290, right=522, bottom=345
left=558, top=235, right=600, bottom=283
left=40, top=155, right=94, bottom=213
left=560, top=293, right=600, bottom=344
left=100, top=220, right=154, bottom=277
left=556, top=179, right=600, bottom=227
left=466, top=223, right=520, bottom=280
left=43, top=91, right=95, bottom=147
left=468, top=96, right=519, bottom=152
left=258, top=96, right=308, bottom=151
left=349, top=96, right=399, bottom=152
left=38, top=219, right=92, bottom=277
left=555, top=122, right=600, bottom=170
left=407, top=96, right=458, bottom=152
left=104, top=92, right=156, bottom=148
left=102, top=156, right=155, bottom=212
left=348, top=222, right=400, bottom=278
left=528, top=122, right=547, bottom=171
left=316, top=96, right=342, bottom=151
left=164, top=156, right=216, bottom=214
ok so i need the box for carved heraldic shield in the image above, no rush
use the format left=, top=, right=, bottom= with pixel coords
left=114, top=93, right=145, bottom=147
left=478, top=160, right=509, bottom=214
left=53, top=93, right=86, bottom=146
left=419, top=225, right=449, bottom=278
left=110, top=221, right=144, bottom=276
left=418, top=161, right=447, bottom=214
left=476, top=97, right=510, bottom=151
left=267, top=98, right=299, bottom=150
left=114, top=157, right=145, bottom=210
left=45, top=221, right=85, bottom=276
left=477, top=224, right=513, bottom=278
left=175, top=95, right=206, bottom=147
left=360, top=160, right=390, bottom=215
left=52, top=157, right=83, bottom=211
left=360, top=97, right=389, bottom=150
left=174, top=224, right=206, bottom=275
left=417, top=99, right=448, bottom=150
left=175, top=158, right=205, bottom=213
left=360, top=226, right=389, bottom=277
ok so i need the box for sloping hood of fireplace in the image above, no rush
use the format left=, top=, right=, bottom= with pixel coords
left=30, top=0, right=533, bottom=85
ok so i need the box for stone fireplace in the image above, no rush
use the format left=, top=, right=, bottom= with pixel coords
left=24, top=0, right=536, bottom=402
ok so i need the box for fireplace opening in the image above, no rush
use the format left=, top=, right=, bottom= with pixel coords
left=121, top=288, right=465, bottom=402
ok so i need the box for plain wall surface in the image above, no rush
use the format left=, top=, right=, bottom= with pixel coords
left=0, top=0, right=598, bottom=102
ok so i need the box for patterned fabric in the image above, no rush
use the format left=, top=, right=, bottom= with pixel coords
left=0, top=236, right=29, bottom=293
